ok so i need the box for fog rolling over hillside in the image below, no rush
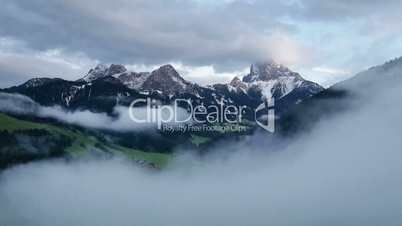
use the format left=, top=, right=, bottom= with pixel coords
left=1, top=60, right=402, bottom=226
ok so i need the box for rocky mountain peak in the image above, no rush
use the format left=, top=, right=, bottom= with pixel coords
left=108, top=64, right=127, bottom=76
left=79, top=63, right=191, bottom=94
left=94, top=63, right=108, bottom=71
left=154, top=64, right=182, bottom=79
left=229, top=77, right=248, bottom=90
left=71, top=61, right=323, bottom=102
left=142, top=64, right=190, bottom=94
left=22, top=77, right=55, bottom=88
left=239, top=60, right=323, bottom=100
left=230, top=76, right=241, bottom=84
left=118, top=72, right=150, bottom=90
left=243, top=60, right=302, bottom=83
left=82, top=64, right=127, bottom=82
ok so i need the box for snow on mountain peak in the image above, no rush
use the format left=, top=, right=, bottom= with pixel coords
left=118, top=72, right=150, bottom=89
left=241, top=61, right=321, bottom=99
left=23, top=78, right=54, bottom=88
left=244, top=61, right=302, bottom=83
left=229, top=77, right=248, bottom=92
left=79, top=63, right=192, bottom=94
left=82, top=64, right=127, bottom=82
left=108, top=64, right=127, bottom=75
left=154, top=64, right=183, bottom=80
left=82, top=64, right=107, bottom=82
left=76, top=61, right=322, bottom=100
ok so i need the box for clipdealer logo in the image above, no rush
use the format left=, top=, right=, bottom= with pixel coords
left=128, top=97, right=275, bottom=133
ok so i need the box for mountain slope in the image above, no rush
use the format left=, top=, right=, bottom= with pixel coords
left=277, top=56, right=402, bottom=135
left=0, top=112, right=171, bottom=169
left=142, top=64, right=191, bottom=94
left=212, top=61, right=324, bottom=115
left=3, top=76, right=151, bottom=113
left=242, top=61, right=323, bottom=100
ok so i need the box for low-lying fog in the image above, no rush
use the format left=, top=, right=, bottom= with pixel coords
left=1, top=70, right=402, bottom=226
left=0, top=92, right=190, bottom=131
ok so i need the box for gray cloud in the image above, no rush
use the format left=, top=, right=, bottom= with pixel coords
left=0, top=0, right=296, bottom=67
left=0, top=0, right=401, bottom=88
left=0, top=38, right=98, bottom=88
left=297, top=0, right=402, bottom=21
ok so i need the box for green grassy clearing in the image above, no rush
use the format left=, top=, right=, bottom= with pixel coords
left=0, top=112, right=171, bottom=168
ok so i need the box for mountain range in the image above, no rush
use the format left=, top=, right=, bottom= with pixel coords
left=1, top=61, right=323, bottom=119
left=2, top=57, right=402, bottom=169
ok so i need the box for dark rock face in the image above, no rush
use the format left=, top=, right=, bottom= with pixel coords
left=229, top=77, right=248, bottom=91
left=107, top=64, right=127, bottom=76
left=118, top=72, right=150, bottom=90
left=277, top=57, right=402, bottom=135
left=243, top=61, right=302, bottom=83
left=142, top=65, right=191, bottom=94
left=2, top=76, right=149, bottom=114
left=82, top=64, right=108, bottom=82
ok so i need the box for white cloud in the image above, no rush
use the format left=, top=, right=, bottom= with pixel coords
left=0, top=92, right=190, bottom=131
left=172, top=63, right=248, bottom=85
left=0, top=37, right=97, bottom=87
left=312, top=67, right=350, bottom=75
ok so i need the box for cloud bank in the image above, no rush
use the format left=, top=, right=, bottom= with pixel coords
left=0, top=92, right=190, bottom=131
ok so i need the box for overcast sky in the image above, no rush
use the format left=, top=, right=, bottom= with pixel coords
left=0, top=0, right=401, bottom=88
